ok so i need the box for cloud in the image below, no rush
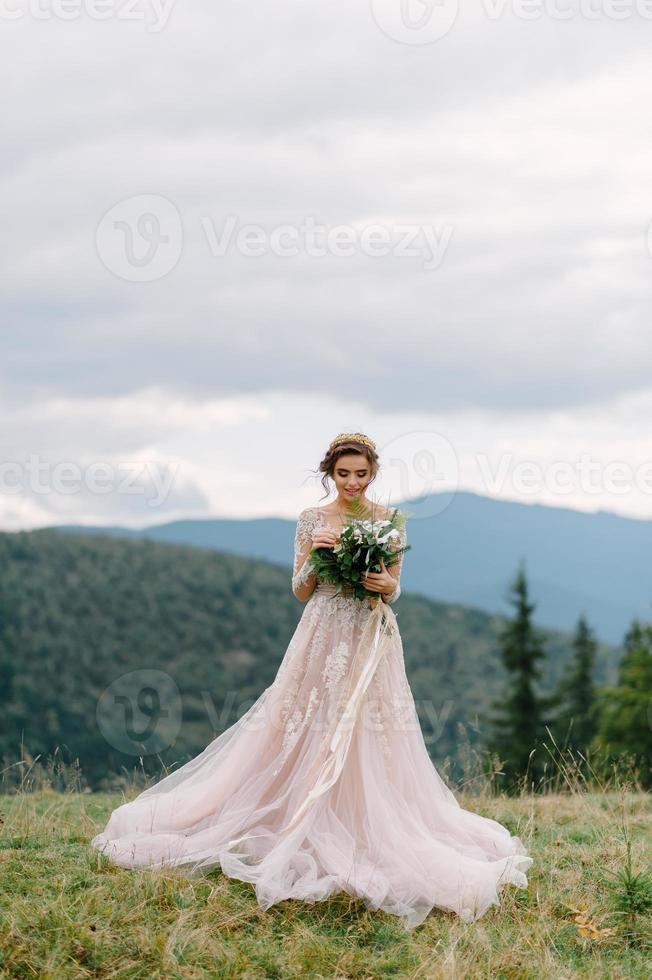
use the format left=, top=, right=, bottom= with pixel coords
left=1, top=2, right=651, bottom=526
left=2, top=384, right=652, bottom=530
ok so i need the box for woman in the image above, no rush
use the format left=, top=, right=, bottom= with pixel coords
left=91, top=432, right=533, bottom=929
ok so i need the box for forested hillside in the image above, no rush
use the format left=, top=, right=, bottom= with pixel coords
left=52, top=490, right=652, bottom=643
left=0, top=530, right=619, bottom=790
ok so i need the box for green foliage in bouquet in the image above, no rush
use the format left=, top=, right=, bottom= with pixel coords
left=308, top=496, right=411, bottom=602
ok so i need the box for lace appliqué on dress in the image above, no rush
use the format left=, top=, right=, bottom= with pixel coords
left=384, top=522, right=407, bottom=605
left=291, top=508, right=318, bottom=598
left=369, top=665, right=392, bottom=771
left=321, top=639, right=350, bottom=692
left=277, top=685, right=319, bottom=771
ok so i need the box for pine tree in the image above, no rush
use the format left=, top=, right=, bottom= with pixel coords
left=489, top=560, right=548, bottom=790
left=593, top=620, right=652, bottom=788
left=552, top=613, right=598, bottom=754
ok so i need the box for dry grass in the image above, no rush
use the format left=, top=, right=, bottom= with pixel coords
left=0, top=751, right=650, bottom=979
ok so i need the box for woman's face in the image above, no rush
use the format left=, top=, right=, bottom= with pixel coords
left=332, top=453, right=372, bottom=500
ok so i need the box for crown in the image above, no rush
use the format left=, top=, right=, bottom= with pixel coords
left=328, top=432, right=376, bottom=452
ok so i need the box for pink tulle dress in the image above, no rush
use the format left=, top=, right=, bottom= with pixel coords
left=91, top=505, right=533, bottom=929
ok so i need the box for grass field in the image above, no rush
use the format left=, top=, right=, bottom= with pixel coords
left=0, top=770, right=650, bottom=979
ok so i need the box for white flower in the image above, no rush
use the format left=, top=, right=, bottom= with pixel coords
left=347, top=516, right=401, bottom=549
left=377, top=528, right=400, bottom=546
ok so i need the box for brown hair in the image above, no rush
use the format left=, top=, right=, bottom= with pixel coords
left=316, top=437, right=379, bottom=502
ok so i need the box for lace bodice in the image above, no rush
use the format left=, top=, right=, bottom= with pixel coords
left=291, top=506, right=407, bottom=604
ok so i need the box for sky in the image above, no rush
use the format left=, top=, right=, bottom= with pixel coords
left=2, top=1, right=652, bottom=530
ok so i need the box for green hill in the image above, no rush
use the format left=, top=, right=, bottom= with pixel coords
left=0, top=530, right=620, bottom=790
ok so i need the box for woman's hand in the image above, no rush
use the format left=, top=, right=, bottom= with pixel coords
left=311, top=529, right=339, bottom=550
left=362, top=559, right=396, bottom=598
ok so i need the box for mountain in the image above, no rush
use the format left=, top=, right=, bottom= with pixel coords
left=49, top=491, right=652, bottom=643
left=0, top=527, right=619, bottom=790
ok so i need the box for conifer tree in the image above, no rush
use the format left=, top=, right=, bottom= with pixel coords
left=594, top=620, right=652, bottom=788
left=552, top=613, right=598, bottom=754
left=489, top=561, right=549, bottom=790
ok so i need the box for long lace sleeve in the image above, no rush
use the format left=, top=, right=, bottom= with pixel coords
left=384, top=521, right=407, bottom=605
left=292, top=508, right=318, bottom=601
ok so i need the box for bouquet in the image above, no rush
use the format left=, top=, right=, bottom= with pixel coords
left=308, top=497, right=411, bottom=605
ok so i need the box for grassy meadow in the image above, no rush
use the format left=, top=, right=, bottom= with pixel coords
left=0, top=755, right=650, bottom=979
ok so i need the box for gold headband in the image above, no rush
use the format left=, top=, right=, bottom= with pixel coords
left=328, top=432, right=376, bottom=452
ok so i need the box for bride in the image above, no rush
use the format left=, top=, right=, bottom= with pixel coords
left=91, top=432, right=533, bottom=929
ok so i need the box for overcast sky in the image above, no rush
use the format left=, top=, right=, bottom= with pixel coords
left=2, top=1, right=652, bottom=530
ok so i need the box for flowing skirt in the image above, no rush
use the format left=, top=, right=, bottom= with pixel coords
left=91, top=583, right=533, bottom=929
